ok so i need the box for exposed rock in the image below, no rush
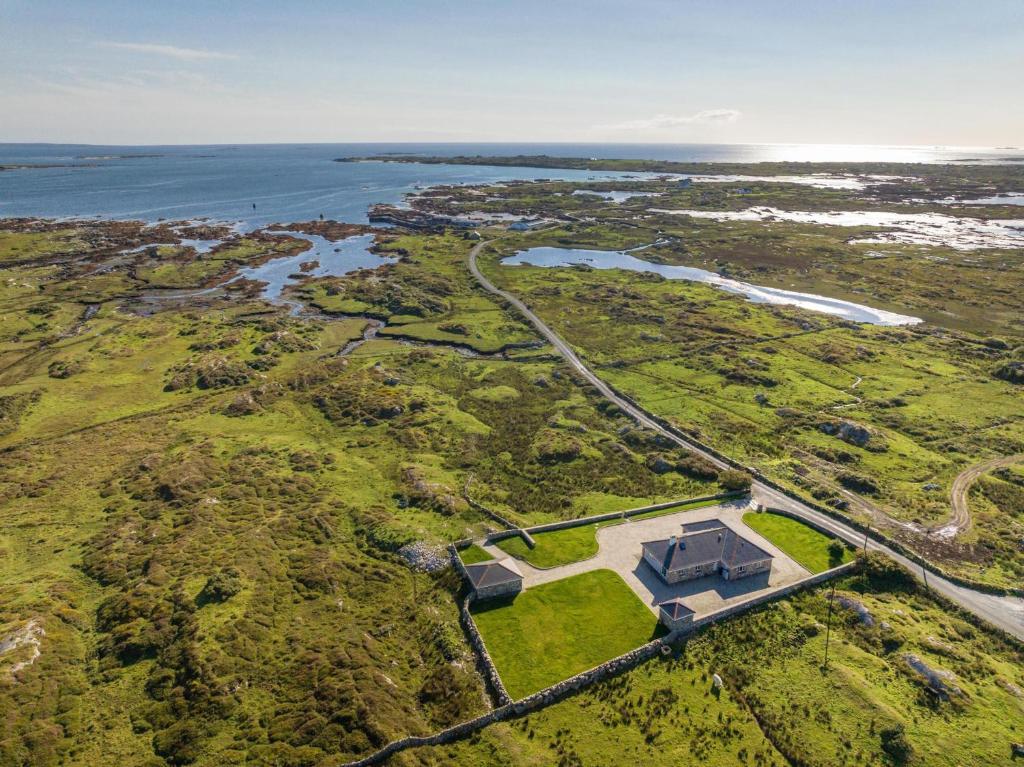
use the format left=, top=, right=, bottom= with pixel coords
left=820, top=419, right=873, bottom=448
left=836, top=595, right=874, bottom=625
left=223, top=391, right=262, bottom=417
left=397, top=541, right=449, bottom=573
left=646, top=454, right=673, bottom=474
left=838, top=472, right=880, bottom=495
left=993, top=360, right=1024, bottom=384
left=1, top=618, right=45, bottom=676
left=902, top=653, right=962, bottom=698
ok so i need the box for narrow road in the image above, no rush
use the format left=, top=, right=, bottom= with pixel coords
left=943, top=454, right=1024, bottom=538
left=468, top=239, right=1024, bottom=640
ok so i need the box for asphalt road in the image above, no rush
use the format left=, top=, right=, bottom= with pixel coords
left=468, top=239, right=1024, bottom=640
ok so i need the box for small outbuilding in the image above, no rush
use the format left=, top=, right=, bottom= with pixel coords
left=464, top=558, right=523, bottom=601
left=658, top=597, right=695, bottom=631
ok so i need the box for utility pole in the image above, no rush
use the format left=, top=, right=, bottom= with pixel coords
left=822, top=583, right=836, bottom=670
left=922, top=564, right=929, bottom=591
left=863, top=530, right=869, bottom=555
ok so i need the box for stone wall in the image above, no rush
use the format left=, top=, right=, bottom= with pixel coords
left=686, top=560, right=858, bottom=633
left=609, top=386, right=1024, bottom=598
left=483, top=490, right=746, bottom=551
left=448, top=545, right=512, bottom=707
left=343, top=554, right=856, bottom=767
left=521, top=491, right=746, bottom=536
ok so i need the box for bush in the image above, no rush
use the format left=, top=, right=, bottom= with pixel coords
left=828, top=540, right=846, bottom=567
left=718, top=469, right=753, bottom=492
left=198, top=568, right=242, bottom=604
left=879, top=723, right=913, bottom=763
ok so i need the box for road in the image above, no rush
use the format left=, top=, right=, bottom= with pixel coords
left=468, top=239, right=1024, bottom=640
left=942, top=454, right=1024, bottom=538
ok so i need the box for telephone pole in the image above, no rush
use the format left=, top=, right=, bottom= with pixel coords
left=822, top=583, right=837, bottom=670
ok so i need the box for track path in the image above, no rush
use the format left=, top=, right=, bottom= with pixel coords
left=468, top=238, right=1024, bottom=640
left=943, top=454, right=1024, bottom=537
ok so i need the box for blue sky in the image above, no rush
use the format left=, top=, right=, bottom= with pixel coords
left=2, top=0, right=1022, bottom=145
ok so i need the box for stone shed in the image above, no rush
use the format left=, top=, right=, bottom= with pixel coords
left=464, top=558, right=524, bottom=601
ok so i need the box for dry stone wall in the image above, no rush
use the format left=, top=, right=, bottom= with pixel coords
left=347, top=550, right=856, bottom=767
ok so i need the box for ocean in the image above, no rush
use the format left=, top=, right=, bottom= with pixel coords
left=2, top=142, right=1021, bottom=227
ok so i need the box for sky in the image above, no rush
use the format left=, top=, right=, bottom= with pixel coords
left=1, top=0, right=1022, bottom=146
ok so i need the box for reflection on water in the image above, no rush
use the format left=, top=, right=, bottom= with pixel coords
left=572, top=190, right=661, bottom=203
left=237, top=232, right=396, bottom=301
left=954, top=193, right=1024, bottom=206
left=502, top=246, right=921, bottom=326
left=652, top=207, right=1024, bottom=250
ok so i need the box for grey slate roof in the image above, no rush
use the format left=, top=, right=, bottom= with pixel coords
left=682, top=519, right=729, bottom=534
left=642, top=520, right=773, bottom=575
left=464, top=558, right=523, bottom=589
left=658, top=597, right=695, bottom=620
left=719, top=529, right=773, bottom=569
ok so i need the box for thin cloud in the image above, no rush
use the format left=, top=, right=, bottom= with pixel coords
left=99, top=41, right=238, bottom=61
left=600, top=109, right=742, bottom=131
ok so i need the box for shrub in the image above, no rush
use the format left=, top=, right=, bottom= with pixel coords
left=198, top=568, right=243, bottom=604
left=828, top=540, right=846, bottom=567
left=718, top=469, right=752, bottom=492
left=879, top=723, right=913, bottom=763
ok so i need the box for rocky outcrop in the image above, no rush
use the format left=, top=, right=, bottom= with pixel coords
left=820, top=419, right=873, bottom=448
left=993, top=360, right=1024, bottom=384
left=902, top=653, right=962, bottom=698
left=836, top=595, right=874, bottom=625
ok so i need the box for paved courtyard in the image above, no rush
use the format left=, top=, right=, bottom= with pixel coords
left=480, top=499, right=810, bottom=618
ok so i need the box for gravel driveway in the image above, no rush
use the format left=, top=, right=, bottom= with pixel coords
left=482, top=500, right=809, bottom=618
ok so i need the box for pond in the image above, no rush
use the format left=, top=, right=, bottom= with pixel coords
left=501, top=246, right=922, bottom=326
left=236, top=231, right=397, bottom=302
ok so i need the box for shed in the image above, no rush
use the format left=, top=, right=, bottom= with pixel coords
left=464, top=558, right=523, bottom=600
left=658, top=597, right=695, bottom=631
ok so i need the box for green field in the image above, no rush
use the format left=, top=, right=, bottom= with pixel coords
left=495, top=497, right=726, bottom=568
left=459, top=544, right=494, bottom=564
left=470, top=570, right=661, bottom=698
left=444, top=560, right=1024, bottom=767
left=743, top=511, right=853, bottom=573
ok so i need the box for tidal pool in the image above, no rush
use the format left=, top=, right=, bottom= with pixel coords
left=572, top=190, right=661, bottom=203
left=238, top=231, right=396, bottom=301
left=502, top=246, right=922, bottom=326
left=652, top=207, right=1024, bottom=250
left=954, top=193, right=1024, bottom=206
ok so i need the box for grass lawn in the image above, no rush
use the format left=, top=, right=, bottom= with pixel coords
left=742, top=511, right=853, bottom=573
left=470, top=569, right=661, bottom=698
left=495, top=497, right=725, bottom=568
left=459, top=544, right=494, bottom=564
